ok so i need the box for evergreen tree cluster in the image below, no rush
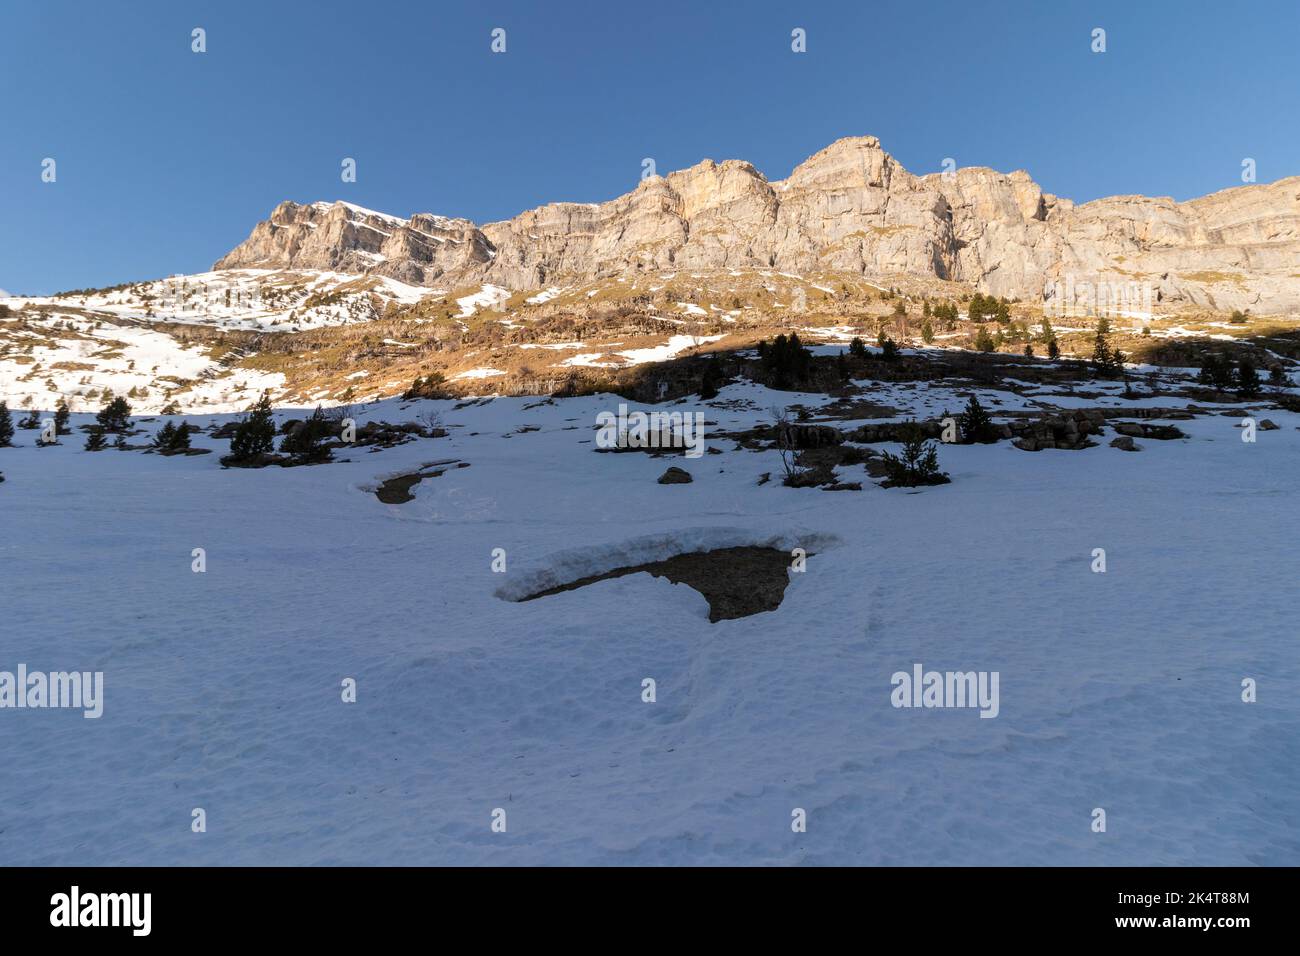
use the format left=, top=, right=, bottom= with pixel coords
left=1040, top=318, right=1061, bottom=359
left=931, top=302, right=959, bottom=324
left=225, top=394, right=277, bottom=465
left=968, top=294, right=1010, bottom=323
left=1091, top=324, right=1126, bottom=377
left=1198, top=355, right=1262, bottom=397
left=95, top=394, right=132, bottom=432
left=153, top=420, right=193, bottom=453
left=279, top=406, right=334, bottom=465
left=402, top=373, right=450, bottom=400
left=756, top=333, right=813, bottom=387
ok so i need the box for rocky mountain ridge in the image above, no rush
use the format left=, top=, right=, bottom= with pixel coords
left=216, top=136, right=1300, bottom=313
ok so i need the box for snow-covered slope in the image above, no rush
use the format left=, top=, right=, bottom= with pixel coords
left=0, top=309, right=285, bottom=413
left=9, top=269, right=442, bottom=332
left=2, top=377, right=1297, bottom=865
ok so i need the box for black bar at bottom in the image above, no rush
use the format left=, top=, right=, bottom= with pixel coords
left=0, top=866, right=1277, bottom=941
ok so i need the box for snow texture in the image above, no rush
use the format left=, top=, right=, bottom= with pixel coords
left=1, top=378, right=1297, bottom=865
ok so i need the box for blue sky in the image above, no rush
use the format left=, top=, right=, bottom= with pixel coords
left=2, top=0, right=1296, bottom=293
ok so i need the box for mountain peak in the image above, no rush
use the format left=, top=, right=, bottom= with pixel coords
left=213, top=136, right=1300, bottom=312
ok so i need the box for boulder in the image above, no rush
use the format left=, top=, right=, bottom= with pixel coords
left=657, top=466, right=693, bottom=484
left=777, top=423, right=842, bottom=449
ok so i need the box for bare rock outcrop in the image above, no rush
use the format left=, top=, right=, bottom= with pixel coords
left=214, top=137, right=1300, bottom=313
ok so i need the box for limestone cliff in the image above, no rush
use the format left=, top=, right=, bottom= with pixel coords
left=215, top=137, right=1300, bottom=313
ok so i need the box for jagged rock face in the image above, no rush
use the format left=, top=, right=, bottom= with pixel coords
left=214, top=138, right=1300, bottom=312
left=214, top=200, right=494, bottom=287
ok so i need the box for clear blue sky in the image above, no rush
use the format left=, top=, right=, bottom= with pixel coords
left=2, top=0, right=1296, bottom=294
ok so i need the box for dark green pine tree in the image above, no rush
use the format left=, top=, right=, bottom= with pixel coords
left=0, top=401, right=14, bottom=447
left=228, top=394, right=276, bottom=462
left=1091, top=327, right=1113, bottom=375
left=54, top=400, right=71, bottom=435
left=1236, top=359, right=1261, bottom=398
left=153, top=421, right=177, bottom=450
left=1199, top=354, right=1235, bottom=391
left=835, top=350, right=850, bottom=383
left=279, top=406, right=333, bottom=464
left=96, top=395, right=132, bottom=432
left=699, top=357, right=723, bottom=399
left=879, top=422, right=949, bottom=487
left=170, top=420, right=192, bottom=451
left=959, top=394, right=997, bottom=444
left=84, top=428, right=108, bottom=451
left=760, top=333, right=812, bottom=387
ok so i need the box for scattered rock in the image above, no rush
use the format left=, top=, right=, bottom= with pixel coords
left=376, top=474, right=424, bottom=504
left=518, top=546, right=804, bottom=622
left=775, top=422, right=843, bottom=449
left=848, top=420, right=944, bottom=443
left=783, top=464, right=836, bottom=487
left=354, top=421, right=431, bottom=449
left=374, top=460, right=470, bottom=503
left=1260, top=419, right=1279, bottom=430
left=220, top=452, right=289, bottom=469
left=657, top=466, right=693, bottom=484
left=1110, top=436, right=1140, bottom=452
left=1008, top=410, right=1103, bottom=450
left=1112, top=421, right=1185, bottom=440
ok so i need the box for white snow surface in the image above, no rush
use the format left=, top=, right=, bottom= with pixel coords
left=2, top=378, right=1298, bottom=865
left=0, top=310, right=285, bottom=413
left=455, top=284, right=511, bottom=317
left=561, top=334, right=726, bottom=368
left=7, top=269, right=441, bottom=333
